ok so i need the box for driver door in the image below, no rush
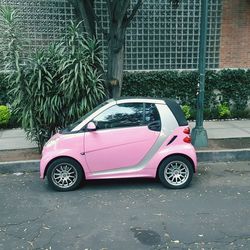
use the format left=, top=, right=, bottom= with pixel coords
left=84, top=102, right=161, bottom=173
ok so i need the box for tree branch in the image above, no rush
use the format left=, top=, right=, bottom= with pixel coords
left=69, top=0, right=96, bottom=37
left=119, top=0, right=130, bottom=22
left=125, top=0, right=143, bottom=27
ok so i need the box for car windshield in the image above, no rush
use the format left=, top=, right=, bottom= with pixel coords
left=60, top=101, right=109, bottom=133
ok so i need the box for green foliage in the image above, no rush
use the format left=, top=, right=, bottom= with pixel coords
left=218, top=69, right=250, bottom=111
left=2, top=9, right=106, bottom=151
left=0, top=5, right=23, bottom=69
left=8, top=111, right=21, bottom=128
left=0, top=105, right=10, bottom=126
left=181, top=105, right=191, bottom=119
left=122, top=69, right=250, bottom=119
left=123, top=71, right=198, bottom=106
left=217, top=103, right=231, bottom=119
left=0, top=73, right=9, bottom=105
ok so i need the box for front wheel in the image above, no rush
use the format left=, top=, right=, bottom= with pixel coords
left=47, top=157, right=84, bottom=191
left=158, top=156, right=193, bottom=189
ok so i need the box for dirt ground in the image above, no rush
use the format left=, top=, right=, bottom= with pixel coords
left=198, top=138, right=250, bottom=150
left=0, top=148, right=40, bottom=162
left=0, top=138, right=250, bottom=162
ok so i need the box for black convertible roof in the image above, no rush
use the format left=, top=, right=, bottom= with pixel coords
left=165, top=99, right=188, bottom=126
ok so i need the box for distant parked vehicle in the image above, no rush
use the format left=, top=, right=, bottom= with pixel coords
left=40, top=98, right=197, bottom=191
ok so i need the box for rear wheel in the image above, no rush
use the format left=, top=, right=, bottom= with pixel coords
left=47, top=157, right=84, bottom=191
left=158, top=156, right=193, bottom=189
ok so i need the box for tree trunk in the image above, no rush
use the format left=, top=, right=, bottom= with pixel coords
left=69, top=0, right=96, bottom=37
left=69, top=0, right=143, bottom=98
left=107, top=24, right=126, bottom=98
left=107, top=45, right=124, bottom=98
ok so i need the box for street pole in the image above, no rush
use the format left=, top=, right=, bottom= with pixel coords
left=191, top=0, right=208, bottom=147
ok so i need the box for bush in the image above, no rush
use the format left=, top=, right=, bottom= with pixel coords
left=122, top=71, right=199, bottom=107
left=181, top=105, right=191, bottom=119
left=122, top=69, right=250, bottom=119
left=3, top=9, right=106, bottom=151
left=0, top=72, right=9, bottom=105
left=21, top=26, right=104, bottom=150
left=0, top=105, right=10, bottom=126
left=217, top=103, right=231, bottom=119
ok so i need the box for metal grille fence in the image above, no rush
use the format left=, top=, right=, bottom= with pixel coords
left=96, top=0, right=222, bottom=70
left=0, top=0, right=222, bottom=70
left=0, top=0, right=74, bottom=61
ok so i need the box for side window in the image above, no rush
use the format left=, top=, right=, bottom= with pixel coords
left=145, top=103, right=161, bottom=124
left=145, top=103, right=161, bottom=131
left=93, top=103, right=144, bottom=130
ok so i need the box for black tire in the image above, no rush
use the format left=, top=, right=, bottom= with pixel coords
left=158, top=155, right=193, bottom=189
left=47, top=157, right=84, bottom=191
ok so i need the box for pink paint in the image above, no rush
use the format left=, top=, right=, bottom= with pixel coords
left=40, top=98, right=198, bottom=189
left=40, top=125, right=197, bottom=180
left=85, top=126, right=159, bottom=172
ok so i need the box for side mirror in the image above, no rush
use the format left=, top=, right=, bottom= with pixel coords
left=87, top=122, right=96, bottom=131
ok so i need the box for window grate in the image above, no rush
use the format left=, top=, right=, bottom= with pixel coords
left=96, top=0, right=222, bottom=70
left=0, top=0, right=74, bottom=65
left=0, top=0, right=222, bottom=70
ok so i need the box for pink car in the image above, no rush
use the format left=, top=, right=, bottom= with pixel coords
left=40, top=98, right=197, bottom=191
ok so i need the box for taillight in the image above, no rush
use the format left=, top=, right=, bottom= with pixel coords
left=183, top=136, right=191, bottom=143
left=183, top=127, right=190, bottom=134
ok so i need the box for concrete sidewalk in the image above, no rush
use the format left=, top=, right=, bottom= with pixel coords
left=0, top=120, right=250, bottom=151
left=190, top=120, right=250, bottom=139
left=0, top=128, right=36, bottom=150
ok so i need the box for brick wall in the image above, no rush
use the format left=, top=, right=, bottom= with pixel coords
left=220, top=0, right=250, bottom=68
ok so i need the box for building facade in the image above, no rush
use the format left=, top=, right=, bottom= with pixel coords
left=0, top=0, right=248, bottom=70
left=220, top=0, right=250, bottom=68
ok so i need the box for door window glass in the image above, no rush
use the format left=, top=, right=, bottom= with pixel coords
left=145, top=103, right=161, bottom=131
left=145, top=103, right=161, bottom=124
left=93, top=103, right=144, bottom=129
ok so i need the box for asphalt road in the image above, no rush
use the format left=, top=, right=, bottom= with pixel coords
left=0, top=162, right=250, bottom=250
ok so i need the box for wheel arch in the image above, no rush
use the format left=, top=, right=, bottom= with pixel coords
left=44, top=156, right=85, bottom=178
left=156, top=153, right=196, bottom=178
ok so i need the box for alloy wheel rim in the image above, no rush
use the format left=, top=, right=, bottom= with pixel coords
left=52, top=163, right=78, bottom=188
left=164, top=161, right=189, bottom=186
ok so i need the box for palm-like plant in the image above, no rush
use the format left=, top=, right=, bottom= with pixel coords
left=1, top=6, right=106, bottom=151
left=0, top=5, right=22, bottom=70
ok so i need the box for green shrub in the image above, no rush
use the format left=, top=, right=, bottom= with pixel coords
left=0, top=105, right=10, bottom=126
left=217, top=103, right=231, bottom=119
left=0, top=72, right=9, bottom=105
left=122, top=71, right=200, bottom=107
left=203, top=108, right=219, bottom=120
left=3, top=10, right=106, bottom=150
left=181, top=105, right=191, bottom=119
left=231, top=109, right=249, bottom=119
left=20, top=26, right=104, bottom=150
left=7, top=109, right=21, bottom=128
left=122, top=69, right=250, bottom=119
left=219, top=69, right=250, bottom=112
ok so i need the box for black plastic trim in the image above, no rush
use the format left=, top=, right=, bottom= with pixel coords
left=165, top=99, right=188, bottom=126
left=167, top=135, right=177, bottom=145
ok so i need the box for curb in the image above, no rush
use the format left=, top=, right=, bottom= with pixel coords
left=0, top=160, right=40, bottom=174
left=197, top=149, right=250, bottom=162
left=0, top=149, right=250, bottom=174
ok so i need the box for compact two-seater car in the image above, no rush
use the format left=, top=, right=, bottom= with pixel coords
left=40, top=98, right=197, bottom=191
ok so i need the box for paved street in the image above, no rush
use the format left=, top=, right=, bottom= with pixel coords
left=0, top=162, right=250, bottom=250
